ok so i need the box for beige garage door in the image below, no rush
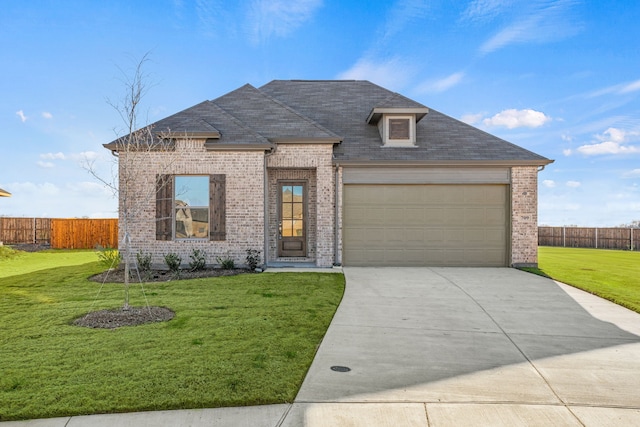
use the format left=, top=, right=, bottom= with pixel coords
left=343, top=184, right=509, bottom=267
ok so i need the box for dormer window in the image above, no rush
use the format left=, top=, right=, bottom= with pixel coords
left=367, top=106, right=429, bottom=147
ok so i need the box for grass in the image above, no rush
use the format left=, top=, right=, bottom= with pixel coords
left=0, top=247, right=98, bottom=279
left=522, top=246, right=640, bottom=313
left=0, top=250, right=345, bottom=421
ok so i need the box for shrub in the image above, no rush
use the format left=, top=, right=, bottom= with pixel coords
left=189, top=249, right=207, bottom=271
left=0, top=246, right=23, bottom=260
left=216, top=253, right=235, bottom=270
left=245, top=249, right=261, bottom=270
left=96, top=245, right=121, bottom=269
left=136, top=251, right=153, bottom=279
left=164, top=252, right=182, bottom=275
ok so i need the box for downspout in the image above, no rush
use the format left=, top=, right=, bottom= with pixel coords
left=263, top=144, right=277, bottom=269
left=334, top=163, right=341, bottom=266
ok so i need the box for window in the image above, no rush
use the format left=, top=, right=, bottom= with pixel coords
left=174, top=176, right=209, bottom=239
left=156, top=174, right=226, bottom=241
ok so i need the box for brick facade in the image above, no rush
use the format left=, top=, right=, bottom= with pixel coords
left=511, top=166, right=539, bottom=267
left=266, top=144, right=335, bottom=267
left=118, top=139, right=265, bottom=268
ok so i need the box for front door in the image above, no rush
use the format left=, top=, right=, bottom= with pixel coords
left=278, top=182, right=306, bottom=257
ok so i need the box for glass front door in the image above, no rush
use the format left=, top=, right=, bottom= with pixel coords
left=278, top=183, right=306, bottom=257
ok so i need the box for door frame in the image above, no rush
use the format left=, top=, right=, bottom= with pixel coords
left=277, top=181, right=308, bottom=257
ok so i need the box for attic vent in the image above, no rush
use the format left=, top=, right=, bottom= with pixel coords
left=389, top=118, right=410, bottom=140
left=380, top=115, right=416, bottom=147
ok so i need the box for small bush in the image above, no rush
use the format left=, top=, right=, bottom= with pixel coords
left=164, top=252, right=182, bottom=274
left=0, top=246, right=23, bottom=260
left=245, top=249, right=261, bottom=270
left=189, top=249, right=207, bottom=271
left=96, top=245, right=121, bottom=269
left=136, top=251, right=153, bottom=279
left=216, top=253, right=235, bottom=270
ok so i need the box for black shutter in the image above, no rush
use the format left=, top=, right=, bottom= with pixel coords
left=210, top=174, right=226, bottom=241
left=156, top=174, right=173, bottom=241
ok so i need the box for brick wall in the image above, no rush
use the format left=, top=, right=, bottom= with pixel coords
left=118, top=139, right=265, bottom=268
left=511, top=166, right=539, bottom=267
left=267, top=144, right=335, bottom=267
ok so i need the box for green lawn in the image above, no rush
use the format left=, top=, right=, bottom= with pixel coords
left=0, top=250, right=345, bottom=421
left=524, top=246, right=640, bottom=313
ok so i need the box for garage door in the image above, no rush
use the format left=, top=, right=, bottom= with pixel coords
left=343, top=184, right=508, bottom=267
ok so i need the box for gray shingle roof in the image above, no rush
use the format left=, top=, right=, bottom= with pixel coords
left=105, top=79, right=551, bottom=165
left=260, top=80, right=551, bottom=164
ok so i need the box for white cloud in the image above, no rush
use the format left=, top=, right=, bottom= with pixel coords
left=381, top=0, right=432, bottom=40
left=575, top=127, right=640, bottom=156
left=624, top=169, right=640, bottom=177
left=416, top=72, right=465, bottom=94
left=566, top=181, right=581, bottom=188
left=460, top=113, right=484, bottom=125
left=620, top=79, right=640, bottom=94
left=586, top=78, right=640, bottom=97
left=37, top=161, right=55, bottom=169
left=337, top=57, right=415, bottom=91
left=542, top=180, right=556, bottom=188
left=597, top=127, right=637, bottom=143
left=247, top=0, right=322, bottom=44
left=576, top=141, right=640, bottom=156
left=478, top=0, right=581, bottom=55
left=461, top=0, right=511, bottom=23
left=8, top=181, right=61, bottom=196
left=74, top=151, right=101, bottom=161
left=562, top=149, right=572, bottom=156
left=67, top=181, right=113, bottom=197
left=40, top=152, right=66, bottom=160
left=482, top=109, right=551, bottom=129
left=16, top=110, right=27, bottom=122
left=42, top=112, right=53, bottom=119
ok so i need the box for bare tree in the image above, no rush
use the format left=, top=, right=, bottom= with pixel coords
left=84, top=54, right=176, bottom=310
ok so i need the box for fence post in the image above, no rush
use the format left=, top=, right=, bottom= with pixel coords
left=632, top=228, right=635, bottom=251
left=563, top=226, right=566, bottom=247
left=595, top=228, right=598, bottom=249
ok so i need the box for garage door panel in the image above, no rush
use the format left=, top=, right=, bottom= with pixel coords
left=343, top=184, right=508, bottom=267
left=405, top=208, right=427, bottom=224
left=443, top=208, right=465, bottom=225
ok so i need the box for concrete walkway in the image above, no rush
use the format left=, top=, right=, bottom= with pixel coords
left=4, top=268, right=640, bottom=426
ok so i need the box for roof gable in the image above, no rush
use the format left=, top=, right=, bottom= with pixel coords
left=212, top=84, right=340, bottom=142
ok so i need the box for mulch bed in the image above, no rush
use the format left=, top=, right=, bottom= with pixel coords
left=73, top=306, right=175, bottom=329
left=89, top=267, right=252, bottom=283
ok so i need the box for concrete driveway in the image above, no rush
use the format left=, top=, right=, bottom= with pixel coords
left=282, top=267, right=640, bottom=426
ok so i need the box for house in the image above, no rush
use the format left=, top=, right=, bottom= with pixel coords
left=0, top=187, right=10, bottom=197
left=104, top=80, right=553, bottom=268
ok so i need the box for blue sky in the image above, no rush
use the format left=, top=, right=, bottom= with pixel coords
left=1, top=0, right=639, bottom=226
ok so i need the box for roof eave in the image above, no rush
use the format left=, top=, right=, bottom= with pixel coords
left=269, top=137, right=343, bottom=144
left=160, top=131, right=221, bottom=139
left=204, top=143, right=274, bottom=151
left=367, top=107, right=430, bottom=124
left=334, top=159, right=555, bottom=167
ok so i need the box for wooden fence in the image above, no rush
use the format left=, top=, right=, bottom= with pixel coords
left=0, top=217, right=118, bottom=249
left=539, top=226, right=640, bottom=251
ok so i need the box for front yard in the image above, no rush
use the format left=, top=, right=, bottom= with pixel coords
left=0, top=249, right=345, bottom=421
left=524, top=246, right=640, bottom=313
